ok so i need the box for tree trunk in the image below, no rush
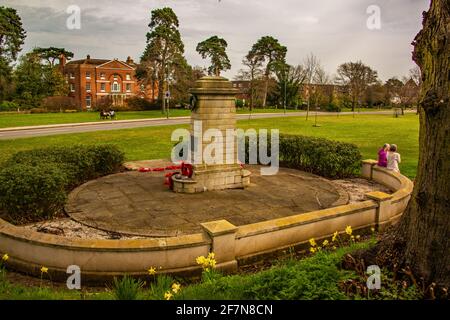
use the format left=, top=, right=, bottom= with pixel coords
left=365, top=0, right=450, bottom=290
left=262, top=73, right=269, bottom=108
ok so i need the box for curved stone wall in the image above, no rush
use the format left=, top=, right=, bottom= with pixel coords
left=0, top=161, right=413, bottom=282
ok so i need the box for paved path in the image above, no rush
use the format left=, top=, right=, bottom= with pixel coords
left=65, top=164, right=347, bottom=237
left=0, top=110, right=415, bottom=140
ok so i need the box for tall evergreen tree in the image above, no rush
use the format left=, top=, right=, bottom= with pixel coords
left=141, top=7, right=184, bottom=113
left=196, top=36, right=231, bottom=76
left=249, top=36, right=287, bottom=107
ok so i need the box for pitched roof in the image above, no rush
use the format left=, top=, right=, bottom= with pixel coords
left=66, top=58, right=110, bottom=66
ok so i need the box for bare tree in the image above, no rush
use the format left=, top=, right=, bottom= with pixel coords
left=336, top=61, right=378, bottom=113
left=302, top=53, right=320, bottom=120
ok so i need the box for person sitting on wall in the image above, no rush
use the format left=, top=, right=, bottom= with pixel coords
left=377, top=143, right=390, bottom=167
left=387, top=144, right=401, bottom=173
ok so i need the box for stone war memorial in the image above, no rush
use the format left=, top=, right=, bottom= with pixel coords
left=172, top=76, right=252, bottom=193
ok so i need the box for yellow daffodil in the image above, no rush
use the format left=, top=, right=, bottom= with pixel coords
left=171, top=283, right=181, bottom=294
left=345, top=226, right=353, bottom=236
left=332, top=231, right=339, bottom=242
left=164, top=291, right=173, bottom=300
left=196, top=256, right=206, bottom=265
left=332, top=246, right=337, bottom=250
left=196, top=255, right=217, bottom=270
left=309, top=238, right=316, bottom=247
left=310, top=247, right=316, bottom=253
left=148, top=267, right=157, bottom=276
left=2, top=253, right=8, bottom=262
left=207, top=252, right=215, bottom=260
left=322, top=240, right=329, bottom=247
left=40, top=266, right=48, bottom=273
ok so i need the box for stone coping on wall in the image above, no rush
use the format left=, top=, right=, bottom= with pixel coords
left=0, top=160, right=413, bottom=281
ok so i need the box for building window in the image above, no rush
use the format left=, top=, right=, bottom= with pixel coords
left=86, top=71, right=91, bottom=79
left=113, top=74, right=118, bottom=80
left=86, top=82, right=91, bottom=92
left=126, top=74, right=131, bottom=81
left=70, top=83, right=75, bottom=92
left=101, top=83, right=106, bottom=92
left=86, top=96, right=92, bottom=108
left=126, top=84, right=132, bottom=92
left=112, top=81, right=120, bottom=92
left=140, top=84, right=145, bottom=92
left=100, top=72, right=105, bottom=80
left=69, top=73, right=75, bottom=79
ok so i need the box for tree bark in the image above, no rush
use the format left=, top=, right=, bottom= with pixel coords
left=365, top=0, right=450, bottom=290
left=262, top=73, right=269, bottom=108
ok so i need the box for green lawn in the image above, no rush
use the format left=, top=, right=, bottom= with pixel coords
left=0, top=108, right=302, bottom=129
left=0, top=114, right=419, bottom=178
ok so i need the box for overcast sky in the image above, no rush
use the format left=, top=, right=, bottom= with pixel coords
left=4, top=0, right=429, bottom=81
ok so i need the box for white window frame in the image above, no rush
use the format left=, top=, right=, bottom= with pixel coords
left=69, top=73, right=75, bottom=79
left=100, top=72, right=105, bottom=80
left=70, top=83, right=75, bottom=92
left=86, top=82, right=91, bottom=92
left=86, top=96, right=92, bottom=108
left=126, top=83, right=132, bottom=92
left=86, top=71, right=91, bottom=79
left=126, top=74, right=131, bottom=81
left=100, top=83, right=106, bottom=92
left=112, top=81, right=121, bottom=93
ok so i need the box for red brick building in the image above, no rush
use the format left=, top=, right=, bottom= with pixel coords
left=60, top=55, right=156, bottom=110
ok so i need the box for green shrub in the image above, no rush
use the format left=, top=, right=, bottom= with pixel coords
left=0, top=163, right=68, bottom=220
left=0, top=145, right=124, bottom=221
left=87, top=145, right=125, bottom=176
left=243, top=134, right=362, bottom=178
left=235, top=99, right=245, bottom=108
left=6, top=145, right=124, bottom=186
left=0, top=101, right=19, bottom=112
left=325, top=103, right=341, bottom=113
left=112, top=275, right=145, bottom=300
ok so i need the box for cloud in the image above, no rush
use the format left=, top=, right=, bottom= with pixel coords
left=4, top=0, right=430, bottom=81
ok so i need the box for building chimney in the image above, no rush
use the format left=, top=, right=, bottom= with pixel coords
left=86, top=54, right=91, bottom=61
left=126, top=56, right=134, bottom=65
left=59, top=54, right=67, bottom=73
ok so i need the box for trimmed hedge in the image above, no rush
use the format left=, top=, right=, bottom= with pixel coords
left=0, top=145, right=124, bottom=221
left=0, top=163, right=68, bottom=221
left=6, top=145, right=124, bottom=187
left=244, top=134, right=361, bottom=178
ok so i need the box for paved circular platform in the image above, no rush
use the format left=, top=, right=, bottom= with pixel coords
left=65, top=162, right=349, bottom=237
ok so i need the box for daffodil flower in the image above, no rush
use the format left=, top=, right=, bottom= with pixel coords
left=309, top=238, right=316, bottom=247
left=1, top=254, right=8, bottom=262
left=40, top=266, right=48, bottom=273
left=345, top=226, right=353, bottom=236
left=332, top=231, right=339, bottom=242
left=148, top=267, right=157, bottom=276
left=171, top=283, right=181, bottom=294
left=164, top=291, right=173, bottom=300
